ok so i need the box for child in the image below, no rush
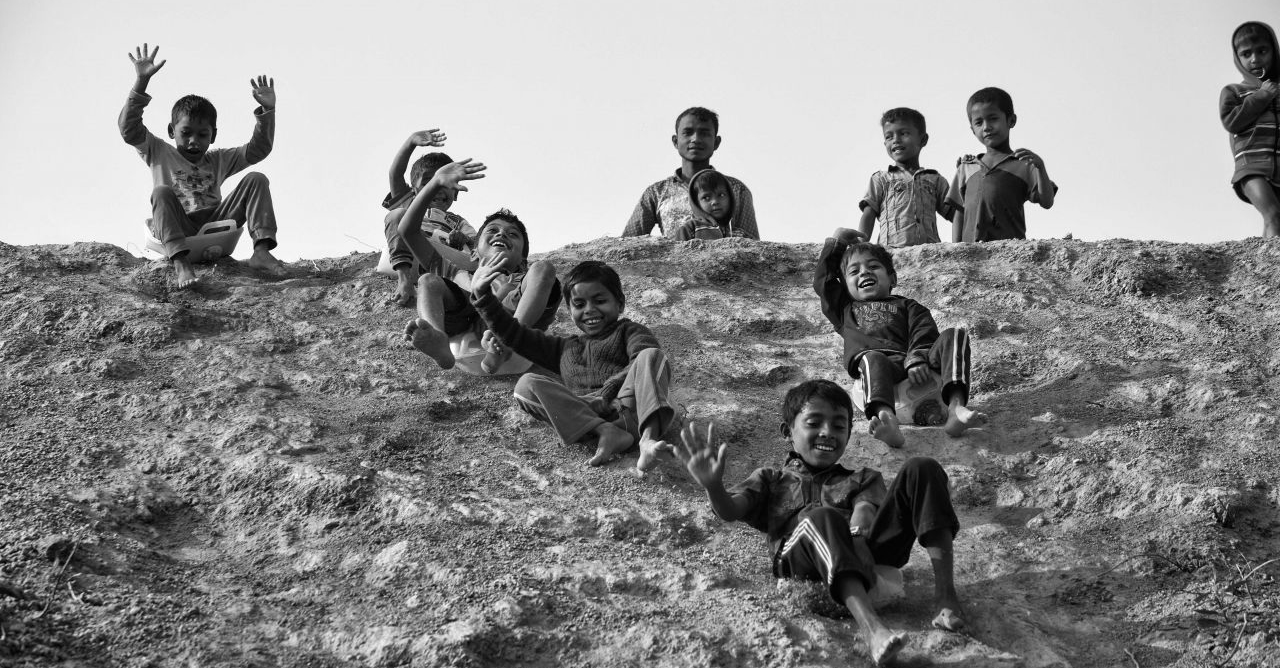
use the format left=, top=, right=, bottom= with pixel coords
left=947, top=87, right=1056, bottom=242
left=400, top=159, right=560, bottom=374
left=814, top=230, right=986, bottom=448
left=622, top=107, right=760, bottom=240
left=119, top=44, right=285, bottom=289
left=382, top=129, right=478, bottom=305
left=471, top=260, right=675, bottom=473
left=858, top=108, right=951, bottom=248
left=1221, top=21, right=1280, bottom=238
left=674, top=379, right=967, bottom=666
left=672, top=169, right=745, bottom=240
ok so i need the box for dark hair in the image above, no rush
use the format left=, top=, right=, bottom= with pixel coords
left=478, top=209, right=530, bottom=261
left=690, top=169, right=732, bottom=200
left=171, top=94, right=217, bottom=127
left=840, top=241, right=896, bottom=279
left=410, top=152, right=454, bottom=189
left=966, top=87, right=1015, bottom=118
left=675, top=106, right=719, bottom=134
left=1234, top=23, right=1272, bottom=46
left=781, top=379, right=854, bottom=429
left=881, top=107, right=927, bottom=135
left=562, top=260, right=625, bottom=308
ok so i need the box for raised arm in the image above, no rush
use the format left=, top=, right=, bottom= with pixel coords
left=387, top=129, right=447, bottom=202
left=856, top=207, right=878, bottom=242
left=1221, top=83, right=1279, bottom=134
left=675, top=422, right=752, bottom=522
left=119, top=43, right=166, bottom=146
left=243, top=75, right=276, bottom=165
left=1013, top=149, right=1055, bottom=209
left=399, top=160, right=486, bottom=275
left=471, top=257, right=565, bottom=371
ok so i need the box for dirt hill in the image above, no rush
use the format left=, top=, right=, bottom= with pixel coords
left=1, top=237, right=1278, bottom=668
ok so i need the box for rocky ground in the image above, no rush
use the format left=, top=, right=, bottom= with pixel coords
left=1, top=236, right=1279, bottom=668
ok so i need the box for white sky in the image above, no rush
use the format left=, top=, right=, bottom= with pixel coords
left=0, top=0, right=1273, bottom=261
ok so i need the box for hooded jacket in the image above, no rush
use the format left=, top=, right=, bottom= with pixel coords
left=677, top=168, right=739, bottom=240
left=1220, top=21, right=1280, bottom=197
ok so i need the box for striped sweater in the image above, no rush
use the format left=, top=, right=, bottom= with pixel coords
left=1221, top=21, right=1280, bottom=191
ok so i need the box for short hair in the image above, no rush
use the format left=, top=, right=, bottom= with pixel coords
left=563, top=260, right=625, bottom=308
left=675, top=106, right=720, bottom=134
left=690, top=169, right=732, bottom=200
left=410, top=152, right=454, bottom=189
left=1234, top=22, right=1274, bottom=49
left=781, top=379, right=854, bottom=429
left=880, top=107, right=927, bottom=135
left=171, top=95, right=217, bottom=127
left=839, top=241, right=896, bottom=279
left=966, top=87, right=1015, bottom=118
left=478, top=209, right=530, bottom=261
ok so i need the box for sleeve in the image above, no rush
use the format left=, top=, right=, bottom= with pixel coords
left=934, top=174, right=954, bottom=219
left=472, top=291, right=566, bottom=371
left=622, top=184, right=660, bottom=237
left=598, top=321, right=662, bottom=403
left=214, top=106, right=275, bottom=178
left=382, top=189, right=414, bottom=211
left=859, top=172, right=883, bottom=213
left=1025, top=164, right=1058, bottom=205
left=733, top=183, right=760, bottom=240
left=727, top=467, right=773, bottom=530
left=946, top=161, right=967, bottom=215
left=1221, top=85, right=1275, bottom=134
left=118, top=90, right=160, bottom=155
left=904, top=299, right=940, bottom=370
left=814, top=237, right=850, bottom=331
left=852, top=469, right=887, bottom=509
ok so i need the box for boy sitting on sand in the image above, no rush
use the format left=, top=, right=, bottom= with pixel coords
left=472, top=260, right=675, bottom=473
left=400, top=158, right=559, bottom=374
left=382, top=129, right=478, bottom=305
left=814, top=230, right=985, bottom=448
left=675, top=379, right=967, bottom=666
left=119, top=44, right=285, bottom=289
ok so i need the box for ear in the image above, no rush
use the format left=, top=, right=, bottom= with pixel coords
left=713, top=135, right=722, bottom=151
left=778, top=421, right=791, bottom=438
left=167, top=123, right=175, bottom=139
left=920, top=132, right=929, bottom=147
left=889, top=271, right=898, bottom=289
left=210, top=128, right=217, bottom=144
left=671, top=134, right=678, bottom=149
left=1008, top=113, right=1017, bottom=128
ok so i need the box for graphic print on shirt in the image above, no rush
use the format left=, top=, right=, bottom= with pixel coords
left=850, top=300, right=903, bottom=332
left=172, top=166, right=220, bottom=212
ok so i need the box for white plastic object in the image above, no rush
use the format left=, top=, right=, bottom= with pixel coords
left=850, top=367, right=944, bottom=426
left=448, top=330, right=532, bottom=376
left=145, top=219, right=243, bottom=262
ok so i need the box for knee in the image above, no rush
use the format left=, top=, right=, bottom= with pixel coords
left=900, top=456, right=945, bottom=480
left=634, top=347, right=665, bottom=363
left=385, top=208, right=407, bottom=229
left=514, top=372, right=553, bottom=399
left=805, top=506, right=849, bottom=527
left=151, top=185, right=177, bottom=202
left=525, top=260, right=557, bottom=287
left=417, top=273, right=446, bottom=292
left=240, top=171, right=269, bottom=187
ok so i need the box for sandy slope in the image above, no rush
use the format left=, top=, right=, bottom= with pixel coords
left=1, top=237, right=1278, bottom=667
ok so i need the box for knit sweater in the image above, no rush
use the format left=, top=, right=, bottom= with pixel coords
left=1221, top=21, right=1280, bottom=192
left=473, top=290, right=661, bottom=401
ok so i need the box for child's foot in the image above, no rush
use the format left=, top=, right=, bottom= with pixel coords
left=869, top=409, right=905, bottom=448
left=480, top=346, right=512, bottom=374
left=931, top=607, right=966, bottom=632
left=943, top=404, right=988, bottom=438
left=635, top=435, right=674, bottom=474
left=586, top=421, right=634, bottom=466
left=867, top=629, right=907, bottom=666
left=247, top=246, right=288, bottom=276
left=404, top=318, right=455, bottom=369
left=391, top=266, right=416, bottom=307
left=172, top=257, right=199, bottom=290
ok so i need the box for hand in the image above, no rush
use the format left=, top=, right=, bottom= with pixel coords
left=833, top=227, right=868, bottom=244
left=409, top=129, right=447, bottom=147
left=1013, top=148, right=1045, bottom=171
left=1259, top=81, right=1279, bottom=99
left=907, top=364, right=932, bottom=387
left=675, top=421, right=728, bottom=489
left=470, top=253, right=508, bottom=298
left=433, top=158, right=487, bottom=192
left=249, top=75, right=276, bottom=110
left=447, top=228, right=470, bottom=249
left=128, top=43, right=166, bottom=80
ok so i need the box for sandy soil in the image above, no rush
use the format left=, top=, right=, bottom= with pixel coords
left=1, top=236, right=1278, bottom=668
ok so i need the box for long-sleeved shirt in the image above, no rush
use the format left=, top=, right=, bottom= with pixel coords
left=119, top=90, right=274, bottom=213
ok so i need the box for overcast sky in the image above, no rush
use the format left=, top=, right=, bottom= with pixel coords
left=0, top=0, right=1273, bottom=260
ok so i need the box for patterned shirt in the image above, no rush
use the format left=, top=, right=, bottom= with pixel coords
left=860, top=165, right=950, bottom=247
left=381, top=189, right=477, bottom=250
left=622, top=167, right=758, bottom=239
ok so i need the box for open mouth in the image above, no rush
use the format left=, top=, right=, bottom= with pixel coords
left=858, top=278, right=876, bottom=289
left=813, top=441, right=837, bottom=452
left=582, top=317, right=602, bottom=328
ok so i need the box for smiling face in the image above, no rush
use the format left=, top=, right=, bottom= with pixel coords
left=167, top=115, right=215, bottom=163
left=475, top=219, right=525, bottom=269
left=672, top=115, right=721, bottom=164
left=567, top=280, right=623, bottom=336
left=882, top=120, right=926, bottom=168
left=842, top=249, right=895, bottom=301
left=968, top=101, right=1014, bottom=153
left=1236, top=35, right=1275, bottom=79
left=787, top=396, right=851, bottom=470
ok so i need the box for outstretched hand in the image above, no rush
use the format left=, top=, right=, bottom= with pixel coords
left=434, top=159, right=487, bottom=192
left=250, top=75, right=275, bottom=110
left=1013, top=148, right=1045, bottom=170
left=675, top=421, right=728, bottom=489
left=128, top=44, right=166, bottom=80
left=470, top=253, right=509, bottom=298
left=409, top=129, right=447, bottom=147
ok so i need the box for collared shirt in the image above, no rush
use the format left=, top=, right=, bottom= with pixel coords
left=622, top=167, right=759, bottom=239
left=859, top=165, right=950, bottom=247
left=947, top=152, right=1056, bottom=242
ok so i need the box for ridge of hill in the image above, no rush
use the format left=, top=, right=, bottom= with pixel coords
left=1, top=237, right=1278, bottom=667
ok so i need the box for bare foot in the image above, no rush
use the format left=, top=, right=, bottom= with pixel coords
left=404, top=318, right=455, bottom=369
left=172, top=256, right=199, bottom=289
left=931, top=607, right=965, bottom=632
left=247, top=246, right=288, bottom=276
left=867, top=629, right=906, bottom=666
left=391, top=266, right=416, bottom=306
left=869, top=409, right=905, bottom=448
left=481, top=346, right=512, bottom=374
left=587, top=421, right=634, bottom=466
left=943, top=404, right=988, bottom=438
left=635, top=435, right=674, bottom=474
